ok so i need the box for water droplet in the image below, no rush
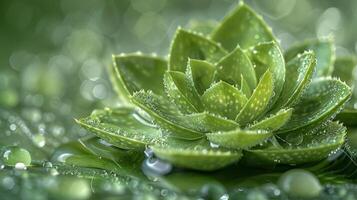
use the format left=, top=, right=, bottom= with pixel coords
left=56, top=153, right=73, bottom=163
left=285, top=133, right=303, bottom=146
left=2, top=146, right=31, bottom=166
left=142, top=158, right=172, bottom=176
left=9, top=124, right=17, bottom=131
left=14, top=162, right=27, bottom=170
left=210, top=142, right=220, bottom=148
left=144, top=148, right=154, bottom=158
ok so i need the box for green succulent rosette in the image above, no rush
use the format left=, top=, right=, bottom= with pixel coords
left=77, top=3, right=351, bottom=171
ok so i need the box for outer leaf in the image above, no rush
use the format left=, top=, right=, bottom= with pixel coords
left=186, top=59, right=215, bottom=95
left=152, top=139, right=242, bottom=171
left=164, top=71, right=202, bottom=114
left=169, top=28, right=227, bottom=72
left=336, top=109, right=357, bottom=126
left=249, top=108, right=293, bottom=131
left=183, top=112, right=239, bottom=132
left=285, top=38, right=335, bottom=77
left=131, top=90, right=203, bottom=140
left=280, top=78, right=351, bottom=132
left=76, top=107, right=162, bottom=150
left=249, top=42, right=285, bottom=106
left=246, top=121, right=346, bottom=164
left=202, top=81, right=248, bottom=120
left=273, top=51, right=316, bottom=110
left=211, top=3, right=275, bottom=50
left=206, top=129, right=272, bottom=149
left=112, top=54, right=167, bottom=100
left=235, top=70, right=274, bottom=126
left=215, top=46, right=257, bottom=89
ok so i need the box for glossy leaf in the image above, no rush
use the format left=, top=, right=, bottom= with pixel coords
left=206, top=129, right=272, bottom=149
left=281, top=78, right=351, bottom=132
left=131, top=90, right=203, bottom=140
left=236, top=70, right=274, bottom=126
left=273, top=51, right=316, bottom=110
left=247, top=121, right=346, bottom=164
left=215, top=46, right=257, bottom=89
left=202, top=81, right=248, bottom=120
left=152, top=139, right=242, bottom=171
left=249, top=42, right=285, bottom=106
left=164, top=71, right=202, bottom=114
left=211, top=3, right=275, bottom=50
left=183, top=112, right=239, bottom=132
left=169, top=28, right=227, bottom=72
left=76, top=107, right=162, bottom=150
left=285, top=38, right=335, bottom=77
left=112, top=54, right=167, bottom=99
left=249, top=108, right=293, bottom=131
left=186, top=59, right=215, bottom=95
left=240, top=76, right=252, bottom=97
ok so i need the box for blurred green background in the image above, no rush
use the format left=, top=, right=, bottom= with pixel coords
left=0, top=0, right=357, bottom=156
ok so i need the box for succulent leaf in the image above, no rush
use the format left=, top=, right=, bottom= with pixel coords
left=76, top=107, right=162, bottom=150
left=215, top=46, right=257, bottom=89
left=183, top=112, right=239, bottom=132
left=151, top=139, right=242, bottom=171
left=285, top=38, right=335, bottom=77
left=206, top=129, right=272, bottom=149
left=112, top=54, right=167, bottom=101
left=186, top=59, right=215, bottom=95
left=202, top=81, right=248, bottom=120
left=169, top=28, right=227, bottom=72
left=247, top=121, right=346, bottom=164
left=211, top=3, right=275, bottom=50
left=164, top=71, right=202, bottom=114
left=249, top=108, right=293, bottom=131
left=281, top=78, right=351, bottom=132
left=273, top=51, right=316, bottom=110
left=235, top=70, right=274, bottom=126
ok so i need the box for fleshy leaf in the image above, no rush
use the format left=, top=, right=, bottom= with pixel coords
left=336, top=109, right=357, bottom=126
left=186, top=59, right=215, bottom=95
left=280, top=77, right=351, bottom=132
left=152, top=139, right=242, bottom=171
left=246, top=121, right=346, bottom=164
left=249, top=108, right=293, bottom=131
left=206, top=129, right=272, bottom=149
left=202, top=81, right=248, bottom=120
left=273, top=51, right=316, bottom=110
left=240, top=76, right=252, bottom=97
left=112, top=54, right=167, bottom=100
left=235, top=70, right=274, bottom=126
left=211, top=3, right=275, bottom=50
left=76, top=107, right=162, bottom=150
left=164, top=71, right=202, bottom=114
left=249, top=42, right=285, bottom=106
left=131, top=90, right=203, bottom=140
left=215, top=46, right=257, bottom=89
left=285, top=38, right=335, bottom=77
left=169, top=28, right=227, bottom=72
left=183, top=112, right=239, bottom=132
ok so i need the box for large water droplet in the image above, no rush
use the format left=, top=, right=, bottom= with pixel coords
left=142, top=158, right=172, bottom=176
left=278, top=169, right=322, bottom=198
left=2, top=146, right=31, bottom=166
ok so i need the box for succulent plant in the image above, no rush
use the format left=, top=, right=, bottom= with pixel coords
left=77, top=2, right=352, bottom=171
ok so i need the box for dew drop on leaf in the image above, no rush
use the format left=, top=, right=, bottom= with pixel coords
left=142, top=157, right=172, bottom=176
left=2, top=146, right=31, bottom=166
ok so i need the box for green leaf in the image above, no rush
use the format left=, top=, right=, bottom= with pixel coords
left=164, top=71, right=202, bottom=114
left=285, top=38, right=335, bottom=77
left=215, top=46, right=257, bottom=90
left=249, top=108, right=293, bottom=131
left=186, top=59, right=215, bottom=95
left=280, top=78, right=351, bottom=132
left=131, top=90, right=203, bottom=140
left=183, top=112, right=239, bottom=132
left=76, top=107, right=162, bottom=150
left=169, top=28, right=227, bottom=72
left=273, top=51, right=316, bottom=110
left=249, top=42, right=285, bottom=106
left=202, top=81, right=248, bottom=120
left=151, top=139, right=242, bottom=171
left=112, top=54, right=167, bottom=100
left=211, top=3, right=275, bottom=51
left=235, top=70, right=274, bottom=126
left=206, top=129, right=272, bottom=149
left=336, top=109, right=357, bottom=126
left=332, top=57, right=357, bottom=86
left=240, top=76, right=252, bottom=97
left=246, top=121, right=346, bottom=165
